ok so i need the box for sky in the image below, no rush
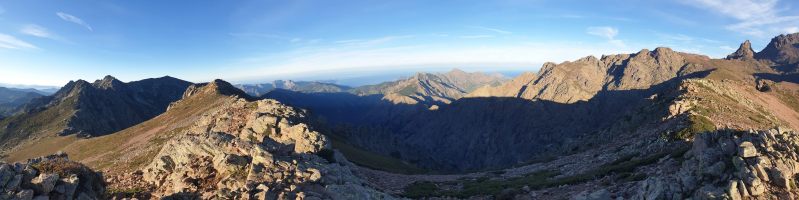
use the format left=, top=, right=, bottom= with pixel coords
left=0, top=0, right=798, bottom=87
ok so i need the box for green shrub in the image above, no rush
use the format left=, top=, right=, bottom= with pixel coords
left=675, top=115, right=715, bottom=140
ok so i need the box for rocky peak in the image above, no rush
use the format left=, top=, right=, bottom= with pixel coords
left=92, top=75, right=125, bottom=90
left=273, top=80, right=297, bottom=89
left=727, top=40, right=755, bottom=60
left=755, top=32, right=799, bottom=65
left=182, top=79, right=251, bottom=100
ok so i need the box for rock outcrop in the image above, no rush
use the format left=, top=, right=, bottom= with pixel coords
left=0, top=153, right=105, bottom=200
left=637, top=128, right=799, bottom=199
left=141, top=98, right=394, bottom=199
left=727, top=40, right=755, bottom=60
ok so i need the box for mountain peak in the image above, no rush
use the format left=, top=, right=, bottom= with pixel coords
left=182, top=79, right=251, bottom=100
left=755, top=32, right=799, bottom=66
left=447, top=68, right=467, bottom=75
left=92, top=75, right=125, bottom=89
left=726, top=40, right=755, bottom=60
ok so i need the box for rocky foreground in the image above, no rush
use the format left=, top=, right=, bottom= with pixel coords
left=112, top=98, right=394, bottom=199
left=0, top=153, right=105, bottom=200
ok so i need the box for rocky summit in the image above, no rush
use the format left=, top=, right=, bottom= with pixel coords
left=135, top=98, right=392, bottom=199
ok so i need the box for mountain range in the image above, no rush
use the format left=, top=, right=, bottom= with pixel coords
left=1, top=32, right=799, bottom=199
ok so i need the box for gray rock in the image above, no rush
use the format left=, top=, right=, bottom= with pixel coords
left=5, top=175, right=22, bottom=191
left=31, top=173, right=59, bottom=194
left=738, top=142, right=757, bottom=158
left=32, top=195, right=49, bottom=200
left=55, top=174, right=79, bottom=198
left=15, top=189, right=34, bottom=200
left=727, top=180, right=741, bottom=200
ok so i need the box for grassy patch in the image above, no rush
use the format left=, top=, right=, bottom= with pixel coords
left=674, top=115, right=715, bottom=140
left=397, top=85, right=419, bottom=96
left=106, top=187, right=149, bottom=199
left=403, top=149, right=680, bottom=198
left=328, top=134, right=427, bottom=174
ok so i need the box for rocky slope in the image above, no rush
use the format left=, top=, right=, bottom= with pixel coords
left=137, top=99, right=393, bottom=199
left=467, top=47, right=710, bottom=103
left=0, top=76, right=191, bottom=155
left=0, top=153, right=105, bottom=200
left=236, top=80, right=352, bottom=97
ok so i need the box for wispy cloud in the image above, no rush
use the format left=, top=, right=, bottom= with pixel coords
left=20, top=24, right=59, bottom=40
left=56, top=12, right=93, bottom=31
left=680, top=0, right=799, bottom=37
left=587, top=26, right=618, bottom=40
left=334, top=35, right=413, bottom=46
left=0, top=33, right=38, bottom=49
left=656, top=33, right=694, bottom=42
left=229, top=32, right=286, bottom=39
left=587, top=26, right=625, bottom=47
left=229, top=32, right=321, bottom=45
left=720, top=45, right=737, bottom=51
left=459, top=35, right=494, bottom=39
left=468, top=26, right=512, bottom=34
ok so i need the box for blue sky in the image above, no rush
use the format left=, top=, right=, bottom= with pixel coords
left=0, top=0, right=798, bottom=86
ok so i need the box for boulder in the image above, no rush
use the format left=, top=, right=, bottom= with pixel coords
left=738, top=142, right=757, bottom=158
left=15, top=189, right=34, bottom=200
left=31, top=173, right=59, bottom=194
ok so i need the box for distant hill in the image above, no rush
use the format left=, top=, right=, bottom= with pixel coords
left=350, top=69, right=507, bottom=106
left=0, top=83, right=59, bottom=95
left=0, top=87, right=44, bottom=117
left=236, top=80, right=352, bottom=97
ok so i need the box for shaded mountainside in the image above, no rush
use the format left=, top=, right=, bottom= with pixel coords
left=270, top=32, right=799, bottom=173
left=273, top=47, right=721, bottom=172
left=2, top=79, right=247, bottom=166
left=756, top=32, right=799, bottom=72
left=236, top=80, right=351, bottom=97
left=0, top=75, right=191, bottom=153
